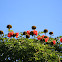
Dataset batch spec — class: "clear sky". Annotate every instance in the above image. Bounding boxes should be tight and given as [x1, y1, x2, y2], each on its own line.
[0, 0, 62, 38]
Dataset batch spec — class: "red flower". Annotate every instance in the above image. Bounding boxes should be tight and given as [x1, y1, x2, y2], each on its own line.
[37, 36, 42, 40]
[45, 38, 48, 42]
[8, 32, 19, 38]
[8, 34, 11, 37]
[33, 30, 38, 36]
[9, 32, 14, 36]
[42, 35, 45, 38]
[60, 38, 62, 42]
[27, 30, 30, 35]
[8, 32, 14, 37]
[16, 33, 19, 36]
[16, 33, 19, 38]
[53, 40, 56, 45]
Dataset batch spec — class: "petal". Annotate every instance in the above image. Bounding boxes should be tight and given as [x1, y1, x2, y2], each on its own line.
[53, 40, 56, 44]
[45, 38, 48, 42]
[27, 30, 30, 35]
[37, 36, 42, 40]
[16, 33, 19, 36]
[10, 32, 14, 35]
[16, 36, 18, 38]
[42, 35, 45, 38]
[8, 34, 11, 37]
[33, 30, 38, 35]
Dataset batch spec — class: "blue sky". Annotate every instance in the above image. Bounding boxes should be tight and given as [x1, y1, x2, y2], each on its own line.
[0, 0, 62, 38]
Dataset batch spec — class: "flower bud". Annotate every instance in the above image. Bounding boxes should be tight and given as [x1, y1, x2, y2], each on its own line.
[49, 32, 53, 35]
[32, 26, 36, 30]
[7, 25, 12, 29]
[44, 29, 48, 33]
[0, 30, 4, 34]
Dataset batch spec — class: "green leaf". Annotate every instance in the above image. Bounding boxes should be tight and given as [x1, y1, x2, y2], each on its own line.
[41, 31, 44, 33]
[59, 36, 62, 38]
[60, 44, 62, 47]
[8, 29, 14, 32]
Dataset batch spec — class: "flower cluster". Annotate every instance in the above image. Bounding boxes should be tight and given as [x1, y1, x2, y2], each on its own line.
[7, 25, 19, 38]
[0, 24, 62, 46]
[8, 32, 19, 38]
[30, 30, 38, 36]
[37, 35, 49, 42]
[23, 31, 30, 38]
[23, 26, 38, 38]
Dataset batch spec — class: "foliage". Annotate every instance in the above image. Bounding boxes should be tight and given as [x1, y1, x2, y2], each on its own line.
[0, 36, 62, 62]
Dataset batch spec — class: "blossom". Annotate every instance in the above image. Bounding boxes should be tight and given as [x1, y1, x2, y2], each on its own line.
[37, 35, 49, 42]
[42, 35, 49, 42]
[7, 32, 19, 38]
[16, 33, 19, 36]
[37, 36, 42, 40]
[53, 40, 56, 45]
[45, 38, 48, 42]
[42, 35, 45, 38]
[27, 30, 30, 35]
[7, 34, 11, 37]
[8, 32, 14, 37]
[60, 38, 62, 42]
[16, 33, 19, 38]
[33, 30, 38, 36]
